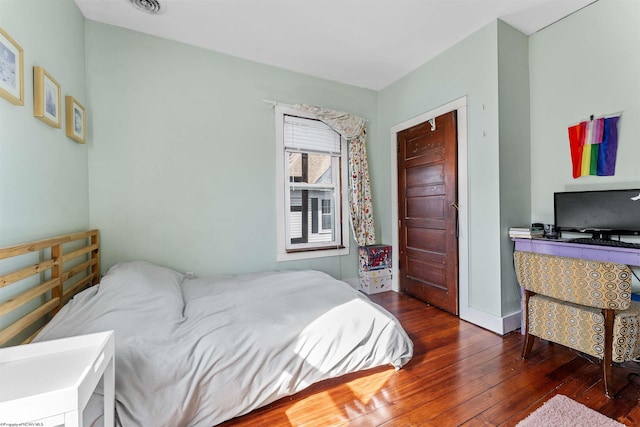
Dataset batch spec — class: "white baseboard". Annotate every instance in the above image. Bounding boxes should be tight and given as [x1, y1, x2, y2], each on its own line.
[371, 288, 522, 336]
[460, 306, 522, 335]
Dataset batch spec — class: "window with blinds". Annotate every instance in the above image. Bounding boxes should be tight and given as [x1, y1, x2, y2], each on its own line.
[275, 106, 349, 260]
[274, 105, 350, 261]
[283, 115, 342, 154]
[283, 114, 342, 250]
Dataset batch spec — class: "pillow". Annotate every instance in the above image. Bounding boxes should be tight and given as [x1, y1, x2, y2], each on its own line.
[98, 261, 186, 316]
[35, 261, 186, 345]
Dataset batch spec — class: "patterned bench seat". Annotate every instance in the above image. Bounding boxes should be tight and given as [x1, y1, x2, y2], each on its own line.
[514, 250, 640, 397]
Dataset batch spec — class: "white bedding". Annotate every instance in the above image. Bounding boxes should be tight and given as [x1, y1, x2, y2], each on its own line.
[34, 261, 413, 426]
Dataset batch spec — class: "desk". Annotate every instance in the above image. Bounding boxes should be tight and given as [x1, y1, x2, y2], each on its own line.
[512, 238, 640, 266]
[0, 331, 114, 427]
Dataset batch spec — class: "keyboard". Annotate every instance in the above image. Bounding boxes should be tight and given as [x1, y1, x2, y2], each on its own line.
[566, 237, 640, 250]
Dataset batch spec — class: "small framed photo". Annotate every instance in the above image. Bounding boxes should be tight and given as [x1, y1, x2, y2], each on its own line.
[33, 66, 61, 128]
[65, 96, 86, 143]
[0, 27, 24, 105]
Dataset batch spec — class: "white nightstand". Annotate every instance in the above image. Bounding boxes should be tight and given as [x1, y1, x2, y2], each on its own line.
[0, 331, 115, 427]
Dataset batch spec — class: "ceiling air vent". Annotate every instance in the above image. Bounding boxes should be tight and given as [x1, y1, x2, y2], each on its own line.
[128, 0, 166, 15]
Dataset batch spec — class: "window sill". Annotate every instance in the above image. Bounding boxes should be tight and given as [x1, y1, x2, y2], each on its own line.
[277, 246, 349, 262]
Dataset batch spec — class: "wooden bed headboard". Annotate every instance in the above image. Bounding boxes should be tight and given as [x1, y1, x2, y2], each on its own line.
[0, 229, 100, 346]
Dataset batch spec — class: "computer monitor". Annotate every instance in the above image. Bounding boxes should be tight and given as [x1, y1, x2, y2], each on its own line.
[554, 189, 640, 239]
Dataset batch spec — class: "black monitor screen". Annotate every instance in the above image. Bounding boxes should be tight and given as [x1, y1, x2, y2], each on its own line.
[554, 189, 640, 237]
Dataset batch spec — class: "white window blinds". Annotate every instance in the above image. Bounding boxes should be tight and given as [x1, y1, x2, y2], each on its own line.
[284, 115, 341, 155]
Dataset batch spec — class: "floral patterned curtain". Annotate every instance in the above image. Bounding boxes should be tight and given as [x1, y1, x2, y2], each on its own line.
[294, 104, 376, 246]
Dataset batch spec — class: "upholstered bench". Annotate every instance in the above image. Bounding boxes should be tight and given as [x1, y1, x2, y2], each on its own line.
[514, 250, 640, 397]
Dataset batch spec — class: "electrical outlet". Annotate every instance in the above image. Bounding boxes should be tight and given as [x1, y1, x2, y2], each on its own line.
[185, 271, 194, 278]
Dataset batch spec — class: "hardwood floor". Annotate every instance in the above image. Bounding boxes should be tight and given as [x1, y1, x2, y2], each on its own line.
[219, 291, 640, 426]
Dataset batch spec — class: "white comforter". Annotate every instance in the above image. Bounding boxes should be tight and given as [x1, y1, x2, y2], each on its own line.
[35, 261, 413, 426]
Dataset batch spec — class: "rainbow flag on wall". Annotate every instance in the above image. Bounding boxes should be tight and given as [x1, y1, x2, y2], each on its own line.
[568, 115, 620, 179]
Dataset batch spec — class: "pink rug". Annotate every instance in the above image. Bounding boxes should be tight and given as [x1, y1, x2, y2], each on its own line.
[517, 394, 625, 427]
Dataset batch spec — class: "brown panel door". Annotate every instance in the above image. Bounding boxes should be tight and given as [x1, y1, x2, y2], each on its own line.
[397, 111, 458, 315]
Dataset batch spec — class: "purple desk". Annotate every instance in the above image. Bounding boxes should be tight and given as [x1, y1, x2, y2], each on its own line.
[512, 238, 640, 266]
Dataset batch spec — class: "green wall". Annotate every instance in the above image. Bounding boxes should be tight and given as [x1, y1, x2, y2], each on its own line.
[0, 0, 89, 246]
[529, 0, 640, 289]
[377, 21, 505, 319]
[85, 21, 378, 279]
[374, 0, 639, 328]
[497, 20, 530, 316]
[0, 0, 88, 342]
[529, 0, 640, 220]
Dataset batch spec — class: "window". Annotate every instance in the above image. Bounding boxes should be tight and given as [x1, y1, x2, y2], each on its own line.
[275, 105, 349, 261]
[321, 199, 332, 231]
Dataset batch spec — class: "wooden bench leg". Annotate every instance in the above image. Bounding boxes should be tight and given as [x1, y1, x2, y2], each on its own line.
[603, 309, 617, 398]
[521, 290, 535, 359]
[522, 332, 535, 359]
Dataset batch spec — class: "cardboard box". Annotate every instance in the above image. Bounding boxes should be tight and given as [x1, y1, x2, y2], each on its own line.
[360, 268, 392, 278]
[359, 274, 392, 294]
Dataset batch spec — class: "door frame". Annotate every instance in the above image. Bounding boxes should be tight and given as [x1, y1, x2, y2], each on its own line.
[390, 96, 469, 315]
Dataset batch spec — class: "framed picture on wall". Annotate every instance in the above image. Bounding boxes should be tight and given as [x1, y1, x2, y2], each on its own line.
[33, 66, 61, 128]
[65, 96, 86, 143]
[0, 27, 24, 106]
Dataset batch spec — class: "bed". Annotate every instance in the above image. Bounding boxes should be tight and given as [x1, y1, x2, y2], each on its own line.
[0, 230, 413, 426]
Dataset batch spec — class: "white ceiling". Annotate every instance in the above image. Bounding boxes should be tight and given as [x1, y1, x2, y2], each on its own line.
[73, 0, 595, 90]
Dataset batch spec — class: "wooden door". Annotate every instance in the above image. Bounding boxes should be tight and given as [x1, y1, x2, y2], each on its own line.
[397, 111, 458, 315]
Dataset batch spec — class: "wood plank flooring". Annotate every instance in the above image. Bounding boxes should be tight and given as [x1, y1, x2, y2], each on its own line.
[219, 291, 640, 426]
